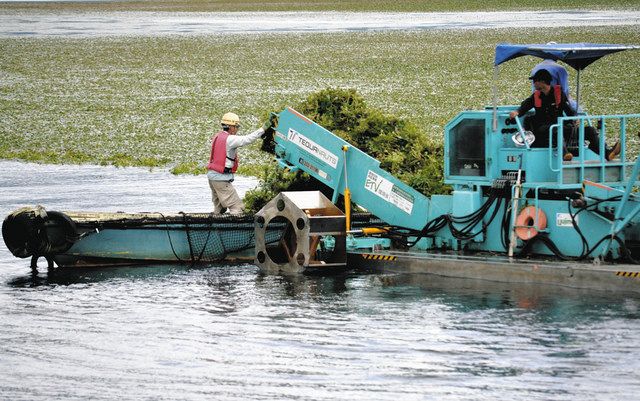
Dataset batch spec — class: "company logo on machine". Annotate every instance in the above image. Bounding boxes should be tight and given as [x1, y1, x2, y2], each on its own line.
[287, 128, 338, 168]
[365, 170, 414, 214]
[365, 171, 390, 197]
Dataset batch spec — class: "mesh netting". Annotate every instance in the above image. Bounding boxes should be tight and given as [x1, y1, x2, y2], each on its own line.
[180, 212, 380, 262]
[72, 213, 285, 263]
[181, 215, 285, 262]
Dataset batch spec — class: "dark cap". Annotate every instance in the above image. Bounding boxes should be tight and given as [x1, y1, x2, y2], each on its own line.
[529, 69, 552, 84]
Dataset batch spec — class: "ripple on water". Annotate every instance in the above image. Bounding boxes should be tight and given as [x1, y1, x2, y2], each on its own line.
[1, 162, 640, 399]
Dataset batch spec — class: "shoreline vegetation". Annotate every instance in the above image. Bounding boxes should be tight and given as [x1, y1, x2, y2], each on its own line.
[2, 25, 640, 181]
[1, 0, 639, 12]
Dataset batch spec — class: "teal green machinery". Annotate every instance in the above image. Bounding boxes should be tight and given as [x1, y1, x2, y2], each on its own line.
[272, 108, 430, 231]
[257, 43, 640, 271]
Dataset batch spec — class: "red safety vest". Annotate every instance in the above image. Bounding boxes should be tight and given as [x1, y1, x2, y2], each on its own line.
[534, 85, 562, 108]
[207, 131, 238, 173]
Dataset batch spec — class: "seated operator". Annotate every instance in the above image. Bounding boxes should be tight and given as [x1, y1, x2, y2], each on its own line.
[509, 69, 618, 161]
[530, 58, 579, 113]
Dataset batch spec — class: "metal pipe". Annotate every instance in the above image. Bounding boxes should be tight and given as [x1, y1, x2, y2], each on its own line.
[508, 155, 523, 258]
[348, 227, 389, 235]
[342, 145, 351, 232]
[514, 116, 531, 149]
[492, 65, 499, 131]
[576, 69, 581, 114]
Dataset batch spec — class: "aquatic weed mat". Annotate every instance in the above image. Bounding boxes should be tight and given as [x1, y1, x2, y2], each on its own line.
[1, 26, 640, 171]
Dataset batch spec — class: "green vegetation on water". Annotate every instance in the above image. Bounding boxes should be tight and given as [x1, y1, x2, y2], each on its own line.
[1, 0, 637, 12]
[1, 26, 640, 182]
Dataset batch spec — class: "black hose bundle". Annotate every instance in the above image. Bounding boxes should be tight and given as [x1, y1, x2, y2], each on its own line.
[367, 187, 508, 248]
[517, 195, 639, 264]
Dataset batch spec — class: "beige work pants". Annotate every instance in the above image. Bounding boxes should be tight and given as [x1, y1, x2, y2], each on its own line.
[208, 180, 244, 215]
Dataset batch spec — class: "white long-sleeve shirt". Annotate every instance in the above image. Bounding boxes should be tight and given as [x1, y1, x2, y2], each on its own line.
[207, 127, 264, 181]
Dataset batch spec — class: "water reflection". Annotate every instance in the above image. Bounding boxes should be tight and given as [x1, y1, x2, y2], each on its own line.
[255, 272, 352, 299]
[6, 262, 231, 287]
[12, 264, 141, 287]
[2, 261, 640, 398]
[9, 261, 640, 322]
[368, 273, 640, 322]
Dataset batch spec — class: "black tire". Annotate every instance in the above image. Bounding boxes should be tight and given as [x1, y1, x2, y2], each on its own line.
[39, 211, 78, 254]
[2, 211, 42, 258]
[2, 209, 78, 258]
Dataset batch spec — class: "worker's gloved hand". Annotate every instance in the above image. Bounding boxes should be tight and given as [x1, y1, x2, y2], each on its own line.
[261, 119, 272, 132]
[261, 112, 280, 132]
[259, 112, 279, 153]
[261, 112, 280, 140]
[269, 112, 279, 129]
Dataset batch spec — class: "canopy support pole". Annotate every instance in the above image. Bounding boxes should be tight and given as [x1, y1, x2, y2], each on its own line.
[575, 69, 581, 113]
[492, 65, 499, 131]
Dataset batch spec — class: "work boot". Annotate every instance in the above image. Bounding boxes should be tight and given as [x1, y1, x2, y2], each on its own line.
[606, 141, 621, 161]
[563, 152, 573, 161]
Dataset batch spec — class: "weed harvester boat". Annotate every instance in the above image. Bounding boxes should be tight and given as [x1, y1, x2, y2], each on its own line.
[252, 43, 640, 293]
[4, 43, 640, 295]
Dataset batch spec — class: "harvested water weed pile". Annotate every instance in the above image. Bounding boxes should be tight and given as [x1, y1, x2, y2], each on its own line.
[244, 88, 447, 212]
[1, 27, 639, 175]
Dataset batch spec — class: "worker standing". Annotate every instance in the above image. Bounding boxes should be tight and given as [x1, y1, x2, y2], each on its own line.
[207, 112, 276, 215]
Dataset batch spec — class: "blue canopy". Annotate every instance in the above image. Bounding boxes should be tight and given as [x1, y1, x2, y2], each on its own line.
[494, 43, 639, 70]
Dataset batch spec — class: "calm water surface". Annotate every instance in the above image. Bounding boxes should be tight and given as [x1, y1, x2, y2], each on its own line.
[1, 10, 639, 37]
[1, 161, 640, 400]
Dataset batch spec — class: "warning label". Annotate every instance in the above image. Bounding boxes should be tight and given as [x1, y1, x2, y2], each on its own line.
[299, 158, 329, 180]
[556, 213, 576, 227]
[364, 170, 414, 214]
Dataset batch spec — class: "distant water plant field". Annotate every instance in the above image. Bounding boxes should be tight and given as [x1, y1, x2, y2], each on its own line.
[2, 0, 638, 12]
[1, 26, 639, 175]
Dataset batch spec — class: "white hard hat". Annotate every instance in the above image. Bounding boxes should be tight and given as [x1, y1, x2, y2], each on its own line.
[221, 112, 240, 127]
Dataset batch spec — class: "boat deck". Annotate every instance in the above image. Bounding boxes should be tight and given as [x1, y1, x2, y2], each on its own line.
[64, 211, 252, 225]
[347, 250, 640, 294]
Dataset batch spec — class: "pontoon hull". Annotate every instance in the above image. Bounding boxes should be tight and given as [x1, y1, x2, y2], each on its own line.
[348, 251, 640, 294]
[4, 209, 280, 268]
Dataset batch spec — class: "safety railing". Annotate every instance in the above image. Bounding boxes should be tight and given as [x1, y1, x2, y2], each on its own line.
[549, 114, 640, 186]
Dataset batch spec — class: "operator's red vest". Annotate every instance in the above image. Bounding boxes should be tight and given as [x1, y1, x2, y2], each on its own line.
[207, 131, 238, 173]
[534, 85, 562, 108]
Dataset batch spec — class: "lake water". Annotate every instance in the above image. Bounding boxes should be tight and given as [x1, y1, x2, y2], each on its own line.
[1, 160, 640, 400]
[1, 10, 639, 37]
